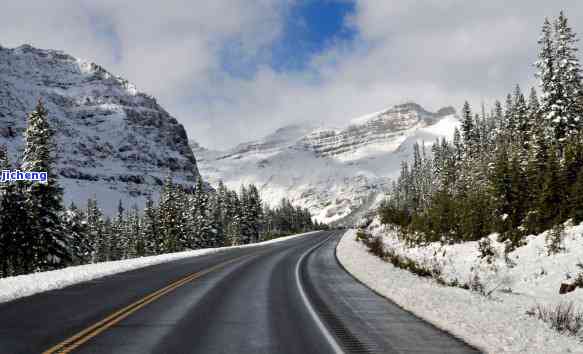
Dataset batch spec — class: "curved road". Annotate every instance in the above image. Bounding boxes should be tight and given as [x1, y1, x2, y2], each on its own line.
[0, 231, 479, 353]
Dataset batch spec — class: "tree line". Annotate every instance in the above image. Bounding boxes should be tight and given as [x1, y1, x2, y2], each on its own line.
[0, 101, 326, 278]
[379, 11, 583, 249]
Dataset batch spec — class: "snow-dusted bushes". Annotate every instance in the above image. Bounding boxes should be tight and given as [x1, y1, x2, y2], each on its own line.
[527, 302, 583, 338]
[355, 229, 447, 284]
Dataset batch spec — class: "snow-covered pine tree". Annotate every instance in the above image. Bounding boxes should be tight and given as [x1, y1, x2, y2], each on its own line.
[208, 191, 225, 247]
[141, 194, 160, 255]
[503, 93, 516, 144]
[536, 144, 565, 231]
[536, 17, 557, 138]
[225, 190, 241, 246]
[62, 202, 91, 265]
[189, 177, 214, 248]
[461, 101, 474, 157]
[553, 11, 583, 138]
[513, 85, 530, 155]
[159, 175, 180, 252]
[493, 100, 504, 134]
[570, 164, 583, 223]
[110, 199, 126, 260]
[247, 184, 264, 242]
[21, 100, 71, 270]
[126, 204, 142, 258]
[0, 147, 31, 276]
[537, 12, 583, 144]
[452, 127, 463, 163]
[87, 196, 107, 262]
[173, 185, 191, 250]
[216, 180, 230, 239]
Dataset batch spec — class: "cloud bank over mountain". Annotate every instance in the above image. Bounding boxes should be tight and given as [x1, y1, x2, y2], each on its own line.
[1, 1, 582, 149]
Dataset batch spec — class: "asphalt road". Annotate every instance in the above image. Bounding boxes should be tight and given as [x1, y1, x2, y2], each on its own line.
[0, 230, 479, 354]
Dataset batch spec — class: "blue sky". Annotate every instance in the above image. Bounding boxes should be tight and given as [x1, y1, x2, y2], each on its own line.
[271, 0, 356, 71]
[221, 0, 356, 78]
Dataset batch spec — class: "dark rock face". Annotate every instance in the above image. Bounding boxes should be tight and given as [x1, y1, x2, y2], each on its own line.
[559, 283, 577, 294]
[0, 44, 200, 211]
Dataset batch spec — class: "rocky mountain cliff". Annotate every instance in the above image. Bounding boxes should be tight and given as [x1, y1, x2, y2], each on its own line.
[194, 103, 459, 225]
[0, 44, 199, 213]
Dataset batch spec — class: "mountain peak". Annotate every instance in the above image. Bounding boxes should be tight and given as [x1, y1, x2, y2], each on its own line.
[0, 44, 199, 214]
[389, 102, 430, 114]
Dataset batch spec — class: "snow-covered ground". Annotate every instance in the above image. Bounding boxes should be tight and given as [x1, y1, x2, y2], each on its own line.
[0, 231, 318, 304]
[337, 226, 583, 353]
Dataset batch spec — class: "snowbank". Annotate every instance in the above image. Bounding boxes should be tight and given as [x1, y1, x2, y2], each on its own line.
[337, 228, 583, 353]
[0, 231, 318, 304]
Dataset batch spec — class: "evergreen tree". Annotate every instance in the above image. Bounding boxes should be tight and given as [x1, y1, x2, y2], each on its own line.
[62, 202, 91, 265]
[126, 205, 142, 258]
[142, 194, 160, 255]
[0, 148, 30, 276]
[513, 85, 530, 154]
[190, 177, 213, 248]
[461, 101, 475, 157]
[537, 17, 557, 138]
[225, 190, 242, 245]
[86, 197, 107, 262]
[553, 11, 583, 138]
[21, 101, 71, 270]
[570, 166, 583, 223]
[536, 144, 565, 231]
[159, 175, 180, 252]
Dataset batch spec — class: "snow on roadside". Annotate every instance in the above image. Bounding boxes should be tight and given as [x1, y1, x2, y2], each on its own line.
[0, 231, 318, 304]
[337, 228, 583, 353]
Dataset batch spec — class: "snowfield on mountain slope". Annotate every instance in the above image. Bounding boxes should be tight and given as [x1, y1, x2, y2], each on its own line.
[194, 104, 460, 224]
[0, 231, 317, 304]
[337, 226, 583, 353]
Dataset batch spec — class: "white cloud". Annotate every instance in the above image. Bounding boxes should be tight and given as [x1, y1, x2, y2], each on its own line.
[1, 1, 582, 149]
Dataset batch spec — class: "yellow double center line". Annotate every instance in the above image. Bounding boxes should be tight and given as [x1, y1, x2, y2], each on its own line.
[43, 254, 253, 354]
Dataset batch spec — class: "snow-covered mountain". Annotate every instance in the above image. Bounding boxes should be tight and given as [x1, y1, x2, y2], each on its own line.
[0, 44, 199, 213]
[194, 103, 460, 225]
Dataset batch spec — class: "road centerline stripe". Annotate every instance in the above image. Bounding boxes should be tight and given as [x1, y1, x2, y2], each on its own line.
[42, 253, 255, 354]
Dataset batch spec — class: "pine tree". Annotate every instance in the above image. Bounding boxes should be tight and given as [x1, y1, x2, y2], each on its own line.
[225, 190, 242, 245]
[110, 199, 126, 260]
[538, 12, 583, 143]
[536, 144, 565, 230]
[504, 93, 515, 140]
[126, 205, 142, 258]
[0, 147, 30, 276]
[62, 202, 91, 265]
[461, 101, 475, 157]
[189, 177, 214, 248]
[208, 192, 225, 247]
[537, 17, 558, 138]
[142, 194, 160, 255]
[553, 11, 583, 138]
[570, 166, 583, 223]
[493, 100, 504, 133]
[159, 175, 180, 252]
[21, 101, 71, 270]
[513, 85, 530, 154]
[86, 196, 106, 262]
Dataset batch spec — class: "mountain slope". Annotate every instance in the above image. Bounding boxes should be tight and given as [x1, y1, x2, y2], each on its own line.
[194, 103, 460, 224]
[0, 44, 199, 213]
